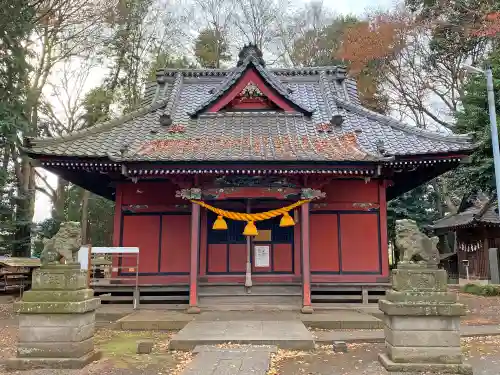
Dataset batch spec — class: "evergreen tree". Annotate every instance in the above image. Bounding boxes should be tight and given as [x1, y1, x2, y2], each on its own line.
[194, 28, 232, 68]
[387, 184, 442, 261]
[0, 0, 35, 256]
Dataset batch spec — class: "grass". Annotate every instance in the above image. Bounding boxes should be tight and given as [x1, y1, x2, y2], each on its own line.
[461, 283, 500, 296]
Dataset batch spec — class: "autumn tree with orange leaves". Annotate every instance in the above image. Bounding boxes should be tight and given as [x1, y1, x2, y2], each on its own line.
[472, 11, 500, 37]
[335, 11, 414, 116]
[336, 14, 410, 74]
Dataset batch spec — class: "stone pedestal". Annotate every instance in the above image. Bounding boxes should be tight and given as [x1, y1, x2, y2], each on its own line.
[5, 264, 101, 370]
[378, 263, 472, 375]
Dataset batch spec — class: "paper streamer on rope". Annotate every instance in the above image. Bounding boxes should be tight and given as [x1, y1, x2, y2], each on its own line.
[190, 199, 310, 236]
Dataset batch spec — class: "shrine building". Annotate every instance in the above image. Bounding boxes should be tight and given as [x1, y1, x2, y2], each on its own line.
[25, 45, 474, 312]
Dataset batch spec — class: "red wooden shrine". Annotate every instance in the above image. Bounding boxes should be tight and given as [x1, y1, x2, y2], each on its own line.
[25, 44, 474, 312]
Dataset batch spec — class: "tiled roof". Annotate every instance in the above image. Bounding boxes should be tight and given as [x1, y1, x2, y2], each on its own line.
[26, 46, 474, 164]
[432, 197, 500, 229]
[132, 113, 371, 161]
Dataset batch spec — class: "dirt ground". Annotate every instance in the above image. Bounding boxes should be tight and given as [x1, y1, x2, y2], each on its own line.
[458, 293, 500, 325]
[0, 328, 193, 375]
[1, 292, 500, 374]
[269, 337, 500, 375]
[0, 295, 193, 375]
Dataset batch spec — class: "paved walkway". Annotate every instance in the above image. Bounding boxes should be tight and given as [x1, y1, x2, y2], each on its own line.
[314, 324, 500, 343]
[181, 345, 276, 375]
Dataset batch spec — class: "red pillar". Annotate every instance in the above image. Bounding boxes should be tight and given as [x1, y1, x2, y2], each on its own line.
[301, 202, 313, 313]
[379, 181, 390, 280]
[188, 202, 201, 314]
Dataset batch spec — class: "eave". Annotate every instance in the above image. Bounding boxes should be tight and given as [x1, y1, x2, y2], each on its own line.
[27, 149, 470, 202]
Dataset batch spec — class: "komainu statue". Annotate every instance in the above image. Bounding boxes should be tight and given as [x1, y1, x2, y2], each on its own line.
[395, 219, 440, 266]
[40, 222, 82, 266]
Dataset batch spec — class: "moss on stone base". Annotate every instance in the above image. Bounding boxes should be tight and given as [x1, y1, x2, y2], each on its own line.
[22, 289, 94, 303]
[15, 298, 100, 314]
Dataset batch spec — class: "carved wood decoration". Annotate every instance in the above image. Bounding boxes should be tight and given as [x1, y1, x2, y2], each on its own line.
[175, 187, 326, 201]
[213, 175, 299, 188]
[223, 81, 279, 111]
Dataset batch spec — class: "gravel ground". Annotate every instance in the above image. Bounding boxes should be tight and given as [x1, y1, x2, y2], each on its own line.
[269, 337, 500, 375]
[458, 293, 500, 325]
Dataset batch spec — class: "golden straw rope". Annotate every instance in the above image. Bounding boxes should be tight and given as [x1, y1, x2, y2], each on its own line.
[190, 199, 310, 222]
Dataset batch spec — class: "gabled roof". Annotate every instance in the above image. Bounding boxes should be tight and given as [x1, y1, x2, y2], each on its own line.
[432, 196, 500, 230]
[25, 45, 474, 164]
[189, 45, 313, 116]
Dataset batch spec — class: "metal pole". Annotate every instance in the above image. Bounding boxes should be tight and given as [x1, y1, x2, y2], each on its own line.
[485, 64, 500, 217]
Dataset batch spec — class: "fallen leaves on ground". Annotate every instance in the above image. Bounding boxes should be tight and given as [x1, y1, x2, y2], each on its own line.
[459, 293, 500, 325]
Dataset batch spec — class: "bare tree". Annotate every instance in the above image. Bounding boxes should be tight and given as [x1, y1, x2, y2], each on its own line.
[231, 0, 289, 53]
[276, 0, 337, 66]
[35, 58, 98, 222]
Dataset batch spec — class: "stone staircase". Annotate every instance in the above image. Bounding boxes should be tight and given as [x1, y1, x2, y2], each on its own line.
[198, 283, 302, 309]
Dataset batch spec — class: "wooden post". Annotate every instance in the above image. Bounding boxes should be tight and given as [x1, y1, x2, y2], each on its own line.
[188, 202, 201, 314]
[245, 199, 252, 293]
[301, 202, 313, 313]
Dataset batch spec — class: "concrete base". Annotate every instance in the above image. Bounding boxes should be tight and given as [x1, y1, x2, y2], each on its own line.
[303, 310, 383, 329]
[187, 306, 201, 314]
[379, 353, 473, 375]
[117, 310, 194, 330]
[169, 320, 315, 351]
[4, 350, 102, 370]
[113, 309, 383, 330]
[301, 305, 314, 314]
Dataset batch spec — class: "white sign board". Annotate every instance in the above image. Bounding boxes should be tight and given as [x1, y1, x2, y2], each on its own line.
[77, 247, 90, 270]
[77, 246, 140, 270]
[254, 245, 270, 267]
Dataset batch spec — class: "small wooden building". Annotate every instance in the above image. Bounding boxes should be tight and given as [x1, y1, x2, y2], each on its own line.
[433, 196, 500, 280]
[24, 45, 474, 310]
[0, 257, 40, 292]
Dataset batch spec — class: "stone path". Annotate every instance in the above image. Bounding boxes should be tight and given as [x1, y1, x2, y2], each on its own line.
[169, 320, 314, 350]
[181, 345, 276, 375]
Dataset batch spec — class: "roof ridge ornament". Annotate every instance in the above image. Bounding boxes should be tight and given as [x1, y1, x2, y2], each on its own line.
[237, 43, 265, 67]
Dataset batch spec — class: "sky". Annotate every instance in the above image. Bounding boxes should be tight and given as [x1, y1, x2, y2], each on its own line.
[321, 0, 397, 15]
[32, 0, 398, 223]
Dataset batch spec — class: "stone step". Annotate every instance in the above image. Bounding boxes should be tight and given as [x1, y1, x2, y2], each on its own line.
[302, 310, 384, 329]
[199, 303, 301, 311]
[199, 285, 301, 295]
[169, 320, 315, 351]
[199, 295, 302, 306]
[198, 285, 302, 307]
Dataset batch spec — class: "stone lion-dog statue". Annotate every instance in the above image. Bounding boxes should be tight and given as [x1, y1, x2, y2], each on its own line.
[395, 219, 440, 266]
[40, 221, 82, 266]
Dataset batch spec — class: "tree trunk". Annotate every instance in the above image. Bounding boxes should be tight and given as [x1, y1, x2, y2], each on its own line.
[53, 178, 68, 223]
[80, 189, 91, 245]
[438, 178, 458, 214]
